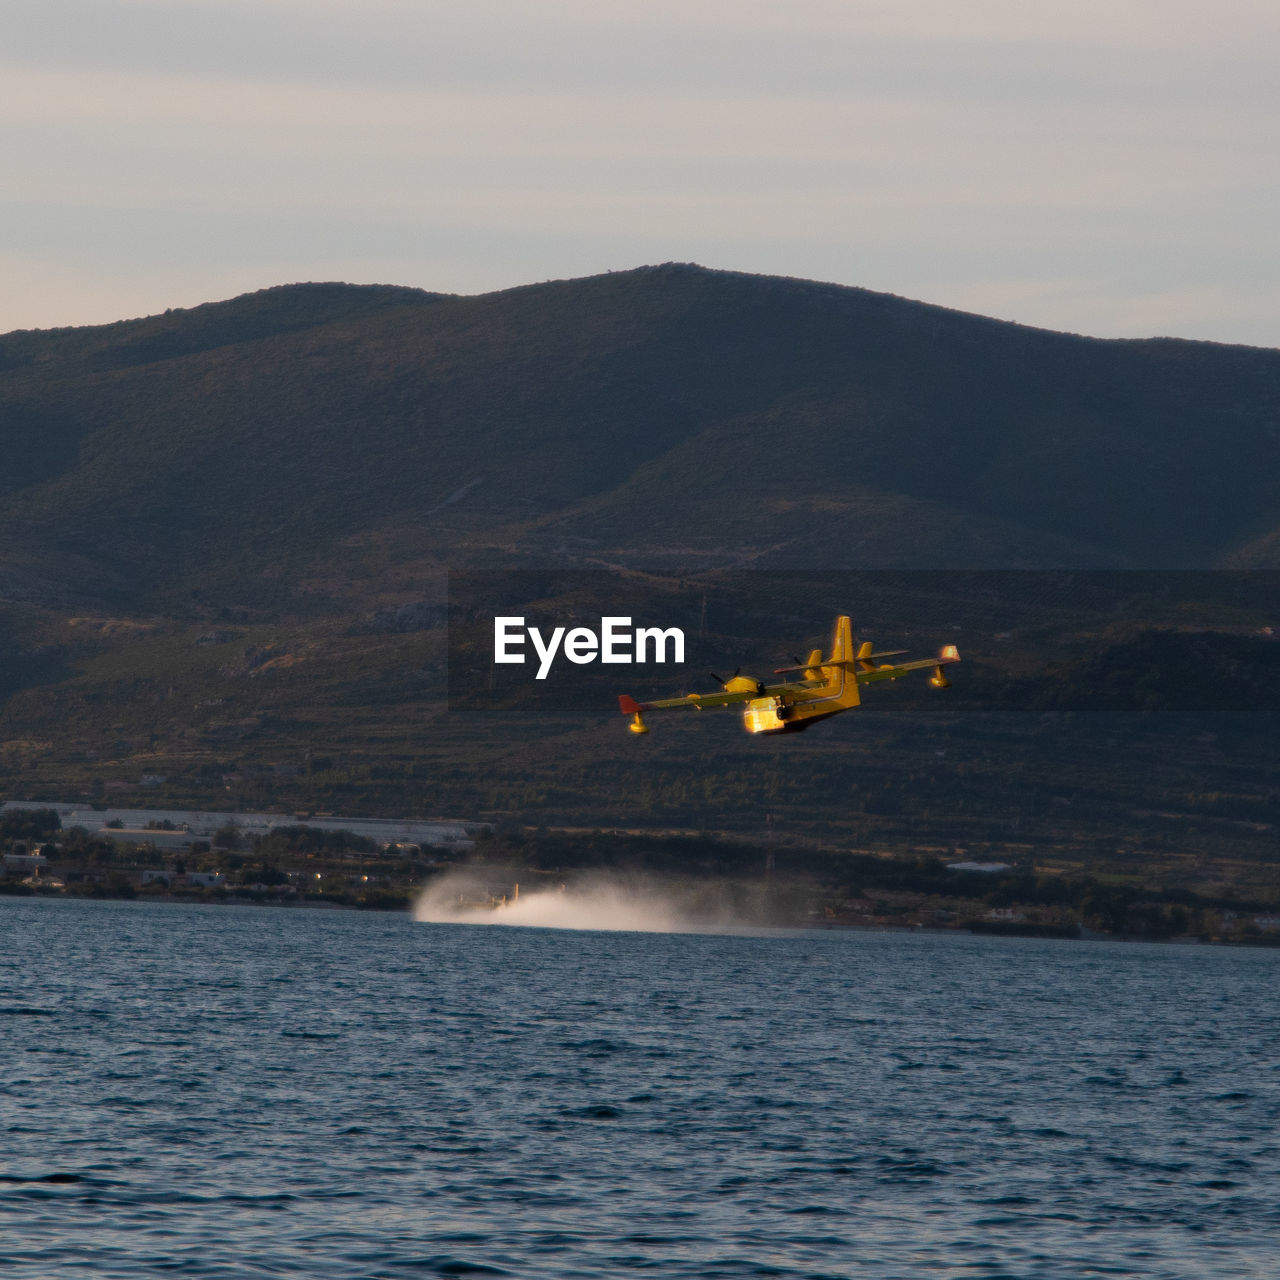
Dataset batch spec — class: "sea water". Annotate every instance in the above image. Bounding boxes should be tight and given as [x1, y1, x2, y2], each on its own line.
[1, 897, 1277, 1278]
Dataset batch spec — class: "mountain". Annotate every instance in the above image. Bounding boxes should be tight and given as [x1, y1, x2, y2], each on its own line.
[2, 264, 1280, 615]
[2, 266, 1279, 858]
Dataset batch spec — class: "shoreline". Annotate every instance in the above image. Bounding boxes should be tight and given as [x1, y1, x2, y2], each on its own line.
[5, 883, 1278, 949]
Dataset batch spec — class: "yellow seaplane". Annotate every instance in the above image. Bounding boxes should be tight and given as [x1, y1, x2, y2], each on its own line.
[618, 616, 959, 735]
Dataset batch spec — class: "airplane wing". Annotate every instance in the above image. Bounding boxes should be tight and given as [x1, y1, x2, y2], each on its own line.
[620, 679, 813, 715]
[626, 691, 757, 711]
[852, 645, 960, 683]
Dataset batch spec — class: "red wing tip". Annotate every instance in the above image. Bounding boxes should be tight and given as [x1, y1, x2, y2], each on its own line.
[618, 694, 643, 715]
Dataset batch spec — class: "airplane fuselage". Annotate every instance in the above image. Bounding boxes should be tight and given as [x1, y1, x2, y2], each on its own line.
[741, 661, 860, 733]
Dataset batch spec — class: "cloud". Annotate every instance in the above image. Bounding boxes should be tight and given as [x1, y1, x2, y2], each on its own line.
[4, 66, 1270, 276]
[7, 0, 1280, 104]
[0, 1, 1277, 342]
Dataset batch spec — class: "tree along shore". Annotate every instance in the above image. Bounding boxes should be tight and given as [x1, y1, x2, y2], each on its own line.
[3, 812, 1278, 945]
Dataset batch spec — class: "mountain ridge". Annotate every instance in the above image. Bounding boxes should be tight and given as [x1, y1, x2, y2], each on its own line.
[2, 263, 1280, 616]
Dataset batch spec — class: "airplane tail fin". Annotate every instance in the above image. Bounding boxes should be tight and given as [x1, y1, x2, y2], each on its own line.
[828, 616, 860, 706]
[830, 615, 854, 665]
[803, 648, 824, 680]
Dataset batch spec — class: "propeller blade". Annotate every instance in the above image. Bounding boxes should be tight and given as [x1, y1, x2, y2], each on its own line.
[709, 673, 725, 686]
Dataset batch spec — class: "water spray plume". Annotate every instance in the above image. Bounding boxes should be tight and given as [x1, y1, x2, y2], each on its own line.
[413, 870, 766, 934]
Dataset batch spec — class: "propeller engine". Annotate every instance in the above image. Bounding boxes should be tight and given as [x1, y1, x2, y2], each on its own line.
[711, 667, 763, 694]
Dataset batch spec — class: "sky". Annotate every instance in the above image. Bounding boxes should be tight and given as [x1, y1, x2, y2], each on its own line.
[5, 0, 1280, 345]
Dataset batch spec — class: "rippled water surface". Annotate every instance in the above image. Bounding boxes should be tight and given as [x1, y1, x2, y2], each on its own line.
[2, 898, 1278, 1278]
